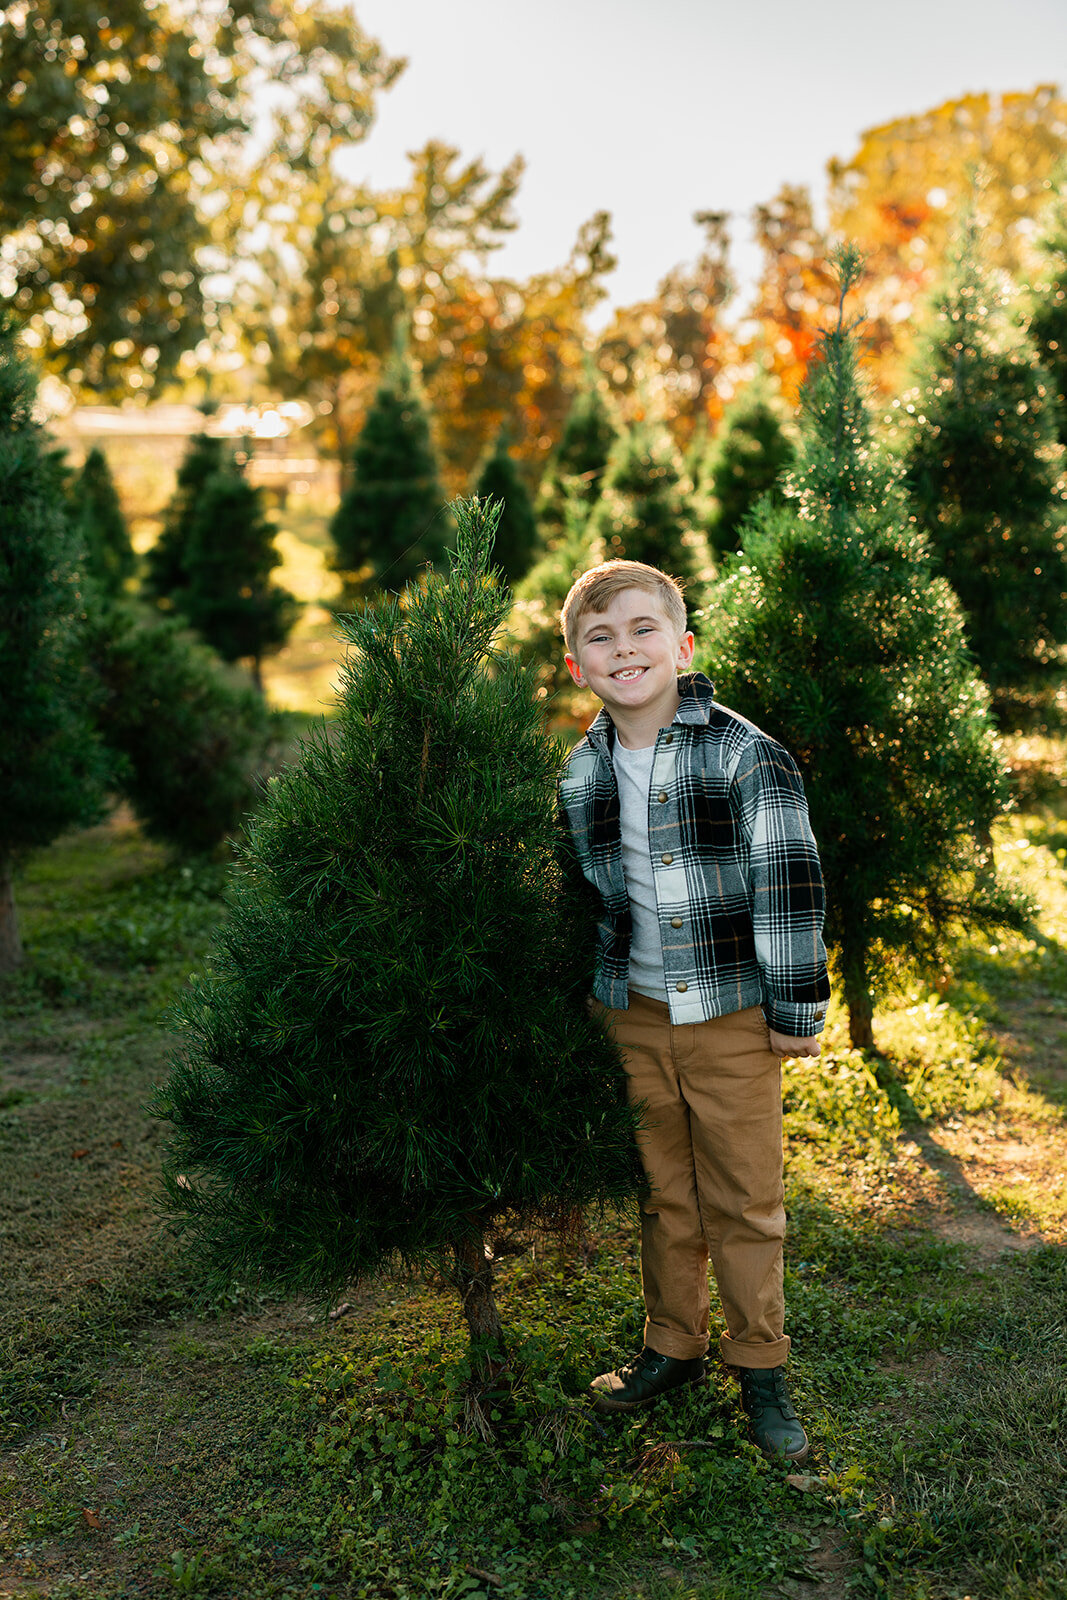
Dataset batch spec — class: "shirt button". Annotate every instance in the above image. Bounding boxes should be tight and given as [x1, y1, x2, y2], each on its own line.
[661, 853, 673, 865]
[670, 917, 683, 928]
[663, 733, 674, 744]
[657, 791, 668, 803]
[675, 981, 688, 993]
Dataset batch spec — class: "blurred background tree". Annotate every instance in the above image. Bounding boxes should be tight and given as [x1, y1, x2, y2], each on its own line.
[0, 0, 401, 397]
[143, 431, 230, 613]
[331, 351, 450, 597]
[0, 311, 110, 969]
[72, 446, 135, 600]
[471, 428, 538, 586]
[895, 209, 1067, 721]
[695, 369, 796, 560]
[1028, 170, 1067, 448]
[587, 416, 708, 590]
[535, 371, 620, 548]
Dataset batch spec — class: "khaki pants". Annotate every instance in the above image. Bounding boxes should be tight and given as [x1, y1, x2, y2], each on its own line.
[597, 990, 790, 1370]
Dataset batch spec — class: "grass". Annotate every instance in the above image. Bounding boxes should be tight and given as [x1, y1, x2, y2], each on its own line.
[1, 759, 1066, 1598]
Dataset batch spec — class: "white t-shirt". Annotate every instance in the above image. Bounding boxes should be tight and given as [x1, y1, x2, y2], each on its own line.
[611, 741, 667, 1001]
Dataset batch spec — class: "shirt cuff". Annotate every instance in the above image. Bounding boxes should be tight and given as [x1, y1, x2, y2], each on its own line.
[763, 999, 827, 1038]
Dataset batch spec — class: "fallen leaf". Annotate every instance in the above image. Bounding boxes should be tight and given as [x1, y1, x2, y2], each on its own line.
[71, 1149, 89, 1160]
[81, 1507, 105, 1530]
[786, 1473, 826, 1493]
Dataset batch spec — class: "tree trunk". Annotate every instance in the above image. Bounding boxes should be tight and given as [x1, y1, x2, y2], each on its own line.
[251, 654, 264, 695]
[0, 854, 23, 974]
[841, 938, 875, 1051]
[452, 1228, 506, 1376]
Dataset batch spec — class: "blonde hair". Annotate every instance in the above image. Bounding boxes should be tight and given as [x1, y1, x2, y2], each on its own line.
[561, 560, 688, 655]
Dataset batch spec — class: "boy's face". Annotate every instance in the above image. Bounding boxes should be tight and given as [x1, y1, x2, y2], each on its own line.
[564, 588, 695, 720]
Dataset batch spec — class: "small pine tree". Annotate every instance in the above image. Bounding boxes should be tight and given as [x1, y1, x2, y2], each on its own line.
[510, 495, 599, 709]
[331, 354, 450, 595]
[73, 446, 135, 600]
[85, 606, 273, 854]
[898, 213, 1067, 715]
[1029, 174, 1067, 448]
[536, 377, 619, 547]
[587, 417, 708, 589]
[0, 313, 110, 971]
[180, 468, 298, 691]
[700, 247, 1023, 1049]
[144, 430, 229, 610]
[154, 499, 640, 1368]
[471, 428, 539, 584]
[697, 374, 795, 559]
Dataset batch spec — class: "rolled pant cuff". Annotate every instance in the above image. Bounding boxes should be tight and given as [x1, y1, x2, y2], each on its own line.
[644, 1321, 709, 1362]
[720, 1332, 790, 1369]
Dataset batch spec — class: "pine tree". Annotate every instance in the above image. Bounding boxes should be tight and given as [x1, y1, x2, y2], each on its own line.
[471, 428, 539, 585]
[84, 606, 273, 854]
[697, 373, 795, 560]
[510, 496, 598, 709]
[587, 417, 708, 590]
[73, 446, 135, 600]
[700, 248, 1022, 1050]
[0, 312, 110, 971]
[898, 214, 1067, 716]
[535, 377, 619, 547]
[180, 468, 298, 691]
[331, 354, 450, 595]
[154, 499, 640, 1368]
[1029, 176, 1067, 448]
[144, 430, 228, 610]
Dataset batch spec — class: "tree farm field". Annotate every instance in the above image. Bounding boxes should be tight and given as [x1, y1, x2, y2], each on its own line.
[0, 745, 1065, 1600]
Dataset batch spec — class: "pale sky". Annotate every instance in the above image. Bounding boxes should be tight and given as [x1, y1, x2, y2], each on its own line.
[341, 0, 1067, 316]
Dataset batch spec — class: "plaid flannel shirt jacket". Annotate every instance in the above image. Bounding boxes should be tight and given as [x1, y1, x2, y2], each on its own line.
[558, 672, 831, 1035]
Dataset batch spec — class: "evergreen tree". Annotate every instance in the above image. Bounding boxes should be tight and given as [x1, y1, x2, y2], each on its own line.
[587, 417, 708, 590]
[1029, 175, 1067, 448]
[510, 496, 598, 708]
[180, 468, 298, 691]
[700, 248, 1022, 1049]
[697, 373, 795, 559]
[84, 606, 273, 854]
[898, 214, 1067, 715]
[471, 428, 539, 584]
[73, 446, 135, 600]
[331, 354, 450, 595]
[0, 313, 110, 971]
[144, 430, 228, 610]
[155, 500, 640, 1367]
[535, 377, 619, 547]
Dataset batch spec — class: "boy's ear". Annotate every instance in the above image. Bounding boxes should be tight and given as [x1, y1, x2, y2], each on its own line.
[564, 652, 584, 687]
[676, 631, 696, 670]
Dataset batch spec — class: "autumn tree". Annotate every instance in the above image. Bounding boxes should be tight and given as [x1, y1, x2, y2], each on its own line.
[896, 215, 1067, 715]
[595, 212, 736, 444]
[72, 447, 135, 600]
[702, 248, 1020, 1049]
[154, 500, 640, 1369]
[331, 352, 450, 596]
[828, 87, 1067, 390]
[0, 0, 401, 395]
[746, 185, 837, 403]
[696, 371, 795, 559]
[0, 313, 109, 970]
[471, 430, 538, 584]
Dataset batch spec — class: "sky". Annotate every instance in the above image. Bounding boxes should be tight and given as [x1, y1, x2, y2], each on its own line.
[339, 0, 1067, 317]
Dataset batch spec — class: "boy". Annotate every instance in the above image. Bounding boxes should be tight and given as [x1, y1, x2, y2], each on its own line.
[557, 559, 830, 1463]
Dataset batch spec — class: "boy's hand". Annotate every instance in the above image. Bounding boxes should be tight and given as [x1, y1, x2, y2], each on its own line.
[768, 1030, 821, 1060]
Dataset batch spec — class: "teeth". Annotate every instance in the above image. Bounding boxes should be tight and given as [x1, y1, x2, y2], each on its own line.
[613, 668, 644, 680]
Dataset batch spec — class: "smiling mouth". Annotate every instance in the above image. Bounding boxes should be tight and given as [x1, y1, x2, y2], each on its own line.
[611, 667, 646, 681]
